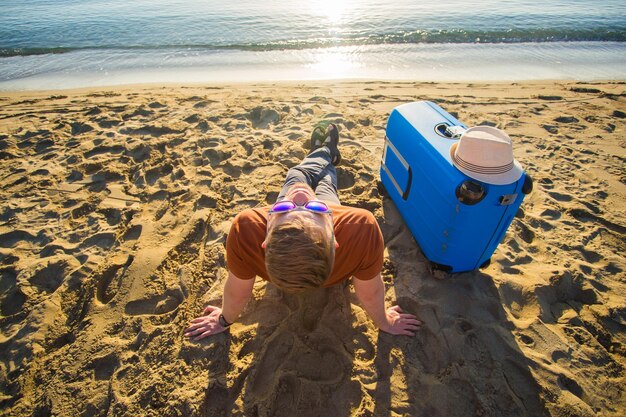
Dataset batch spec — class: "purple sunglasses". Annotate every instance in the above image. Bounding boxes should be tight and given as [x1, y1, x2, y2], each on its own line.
[269, 200, 332, 215]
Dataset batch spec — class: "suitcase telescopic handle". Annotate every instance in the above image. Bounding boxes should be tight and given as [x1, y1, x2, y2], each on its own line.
[435, 123, 467, 138]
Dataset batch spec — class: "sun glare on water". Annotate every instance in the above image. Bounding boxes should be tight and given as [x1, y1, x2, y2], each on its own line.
[302, 1, 361, 78]
[308, 0, 353, 24]
[307, 47, 362, 79]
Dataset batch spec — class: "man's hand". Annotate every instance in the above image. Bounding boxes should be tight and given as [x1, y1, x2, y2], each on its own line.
[184, 306, 229, 340]
[381, 305, 422, 336]
[353, 275, 423, 337]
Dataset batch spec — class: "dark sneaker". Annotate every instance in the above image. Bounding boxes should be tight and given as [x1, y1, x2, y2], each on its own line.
[311, 122, 341, 165]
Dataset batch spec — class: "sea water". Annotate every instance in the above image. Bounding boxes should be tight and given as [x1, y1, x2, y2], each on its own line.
[0, 0, 625, 90]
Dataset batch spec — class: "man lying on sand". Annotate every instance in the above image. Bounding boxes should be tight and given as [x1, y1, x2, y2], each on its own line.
[184, 124, 422, 340]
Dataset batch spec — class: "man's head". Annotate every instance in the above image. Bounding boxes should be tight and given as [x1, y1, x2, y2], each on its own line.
[263, 183, 337, 293]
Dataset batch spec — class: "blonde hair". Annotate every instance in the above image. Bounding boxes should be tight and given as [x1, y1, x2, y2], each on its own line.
[265, 216, 334, 293]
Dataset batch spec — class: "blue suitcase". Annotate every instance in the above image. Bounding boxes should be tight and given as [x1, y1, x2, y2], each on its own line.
[380, 101, 532, 272]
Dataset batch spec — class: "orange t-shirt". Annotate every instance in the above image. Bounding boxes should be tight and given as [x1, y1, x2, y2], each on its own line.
[226, 204, 384, 286]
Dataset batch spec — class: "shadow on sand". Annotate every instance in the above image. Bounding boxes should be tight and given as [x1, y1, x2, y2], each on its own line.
[199, 198, 548, 416]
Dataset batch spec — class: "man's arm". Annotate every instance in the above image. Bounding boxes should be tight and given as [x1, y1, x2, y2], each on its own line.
[353, 273, 422, 336]
[184, 271, 255, 340]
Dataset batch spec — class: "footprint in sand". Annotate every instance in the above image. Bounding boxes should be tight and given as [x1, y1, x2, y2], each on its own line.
[80, 232, 117, 250]
[193, 101, 210, 109]
[89, 352, 120, 380]
[413, 325, 452, 374]
[96, 256, 133, 304]
[292, 342, 347, 384]
[194, 194, 218, 209]
[557, 374, 584, 399]
[552, 271, 600, 305]
[540, 208, 562, 220]
[198, 137, 224, 148]
[148, 101, 166, 109]
[31, 168, 49, 176]
[119, 125, 182, 137]
[28, 260, 67, 293]
[84, 106, 102, 116]
[568, 208, 626, 234]
[538, 177, 554, 190]
[547, 191, 573, 202]
[70, 122, 94, 135]
[269, 373, 301, 416]
[122, 107, 154, 120]
[194, 122, 209, 135]
[478, 120, 498, 127]
[124, 287, 184, 316]
[249, 332, 294, 399]
[518, 333, 535, 347]
[247, 106, 280, 129]
[513, 221, 535, 244]
[537, 95, 563, 101]
[183, 114, 200, 124]
[261, 138, 278, 151]
[80, 161, 104, 175]
[144, 163, 174, 186]
[574, 245, 603, 263]
[0, 268, 26, 316]
[35, 138, 55, 154]
[0, 230, 46, 248]
[220, 162, 242, 179]
[265, 191, 279, 204]
[71, 202, 97, 219]
[501, 358, 547, 413]
[202, 149, 232, 168]
[542, 124, 559, 134]
[554, 116, 579, 124]
[122, 224, 142, 241]
[84, 145, 125, 159]
[96, 118, 121, 129]
[337, 169, 356, 190]
[238, 140, 254, 156]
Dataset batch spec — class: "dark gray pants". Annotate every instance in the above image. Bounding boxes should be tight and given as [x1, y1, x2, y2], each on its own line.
[277, 146, 340, 205]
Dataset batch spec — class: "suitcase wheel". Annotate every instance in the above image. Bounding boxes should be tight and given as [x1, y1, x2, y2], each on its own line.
[456, 181, 486, 205]
[522, 174, 533, 195]
[377, 180, 388, 197]
[429, 262, 453, 272]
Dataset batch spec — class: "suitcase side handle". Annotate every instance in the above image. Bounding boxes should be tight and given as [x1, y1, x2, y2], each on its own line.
[381, 137, 412, 200]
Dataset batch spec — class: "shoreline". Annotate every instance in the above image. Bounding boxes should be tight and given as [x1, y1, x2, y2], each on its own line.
[2, 78, 625, 96]
[1, 80, 625, 416]
[2, 42, 625, 92]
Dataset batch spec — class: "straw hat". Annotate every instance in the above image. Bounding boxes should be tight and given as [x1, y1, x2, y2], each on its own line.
[449, 126, 523, 185]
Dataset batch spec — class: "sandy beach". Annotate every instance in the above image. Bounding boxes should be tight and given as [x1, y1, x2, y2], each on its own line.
[0, 81, 625, 416]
